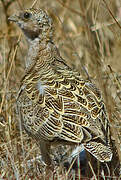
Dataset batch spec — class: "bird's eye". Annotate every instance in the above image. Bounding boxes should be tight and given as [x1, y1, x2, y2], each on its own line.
[23, 12, 31, 19]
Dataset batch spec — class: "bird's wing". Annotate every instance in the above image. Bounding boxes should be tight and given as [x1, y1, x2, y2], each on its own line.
[53, 75, 112, 162]
[42, 69, 108, 143]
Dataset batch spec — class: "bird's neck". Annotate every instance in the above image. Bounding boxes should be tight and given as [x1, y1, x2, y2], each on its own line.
[25, 38, 51, 72]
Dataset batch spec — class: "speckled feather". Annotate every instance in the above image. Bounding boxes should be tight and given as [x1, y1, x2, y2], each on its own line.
[9, 8, 113, 165]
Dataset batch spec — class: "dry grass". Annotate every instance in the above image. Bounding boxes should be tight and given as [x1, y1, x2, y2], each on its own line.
[0, 0, 121, 179]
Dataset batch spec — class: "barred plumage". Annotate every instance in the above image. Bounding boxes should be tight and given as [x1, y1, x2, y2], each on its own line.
[9, 8, 113, 166]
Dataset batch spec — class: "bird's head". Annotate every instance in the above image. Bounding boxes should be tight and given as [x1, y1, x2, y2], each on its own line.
[8, 8, 53, 42]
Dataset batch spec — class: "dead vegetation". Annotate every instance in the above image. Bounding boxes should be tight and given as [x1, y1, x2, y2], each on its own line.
[0, 0, 121, 179]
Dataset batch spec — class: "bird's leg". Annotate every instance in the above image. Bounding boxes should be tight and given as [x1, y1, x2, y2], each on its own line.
[39, 140, 52, 166]
[39, 141, 55, 178]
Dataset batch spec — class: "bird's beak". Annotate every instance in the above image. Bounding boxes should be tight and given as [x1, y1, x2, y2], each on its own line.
[8, 14, 18, 22]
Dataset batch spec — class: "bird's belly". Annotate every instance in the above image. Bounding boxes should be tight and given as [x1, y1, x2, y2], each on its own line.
[17, 92, 45, 136]
[17, 91, 60, 140]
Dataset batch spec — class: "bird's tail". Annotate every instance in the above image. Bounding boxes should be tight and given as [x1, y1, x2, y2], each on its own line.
[84, 141, 113, 162]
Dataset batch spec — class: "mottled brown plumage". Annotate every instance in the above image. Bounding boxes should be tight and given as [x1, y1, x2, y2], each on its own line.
[9, 8, 113, 166]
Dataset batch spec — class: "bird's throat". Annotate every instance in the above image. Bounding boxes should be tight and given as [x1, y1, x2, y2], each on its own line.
[23, 28, 40, 41]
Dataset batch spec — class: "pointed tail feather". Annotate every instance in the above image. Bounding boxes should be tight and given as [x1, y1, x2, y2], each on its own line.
[84, 141, 113, 162]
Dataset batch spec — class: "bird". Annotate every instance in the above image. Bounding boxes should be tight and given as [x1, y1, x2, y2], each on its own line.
[8, 8, 113, 167]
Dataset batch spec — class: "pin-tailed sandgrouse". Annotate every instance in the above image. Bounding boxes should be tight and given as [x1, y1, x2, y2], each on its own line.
[9, 8, 113, 166]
